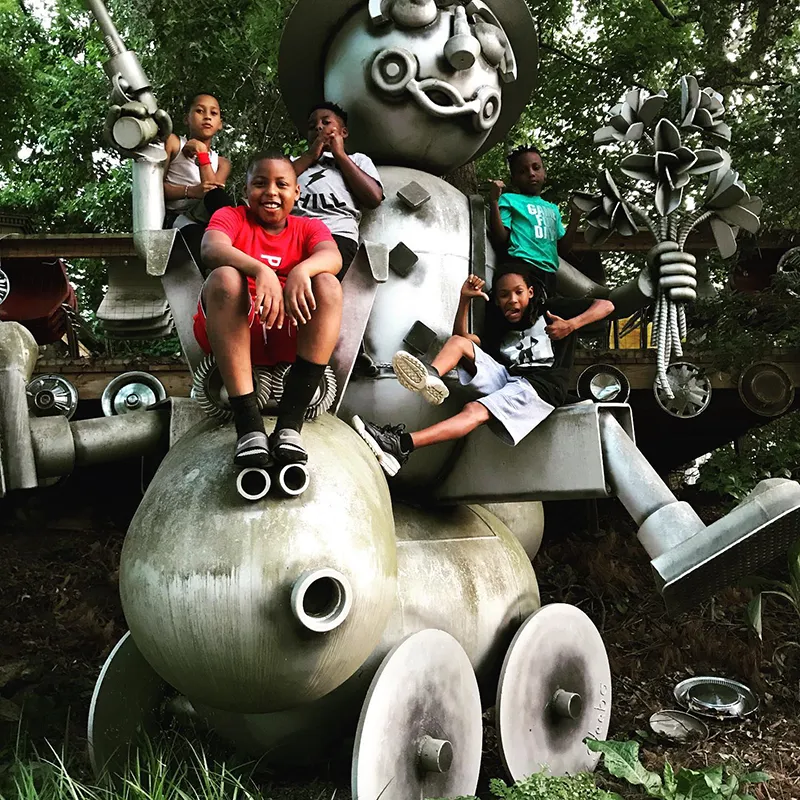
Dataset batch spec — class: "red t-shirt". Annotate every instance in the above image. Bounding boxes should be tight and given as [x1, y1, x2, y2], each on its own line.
[206, 206, 333, 287]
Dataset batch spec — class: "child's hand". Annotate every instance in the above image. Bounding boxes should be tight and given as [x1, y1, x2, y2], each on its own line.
[308, 135, 327, 161]
[489, 180, 505, 202]
[461, 274, 489, 301]
[283, 265, 315, 326]
[255, 266, 285, 330]
[327, 132, 346, 158]
[544, 311, 575, 340]
[182, 139, 208, 158]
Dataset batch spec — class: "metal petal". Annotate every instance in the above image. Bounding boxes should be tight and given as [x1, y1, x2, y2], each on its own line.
[602, 196, 616, 216]
[705, 166, 735, 202]
[625, 121, 645, 141]
[638, 90, 667, 127]
[680, 75, 700, 120]
[689, 149, 724, 174]
[572, 192, 602, 213]
[599, 169, 623, 201]
[608, 103, 624, 116]
[585, 225, 607, 245]
[620, 153, 657, 182]
[710, 216, 737, 258]
[654, 151, 679, 180]
[710, 121, 732, 141]
[610, 114, 631, 134]
[710, 178, 746, 208]
[717, 205, 760, 233]
[703, 87, 724, 106]
[672, 170, 691, 189]
[612, 203, 638, 236]
[673, 146, 698, 173]
[625, 88, 642, 111]
[655, 118, 681, 152]
[593, 126, 618, 144]
[742, 195, 763, 216]
[656, 182, 683, 216]
[692, 107, 714, 128]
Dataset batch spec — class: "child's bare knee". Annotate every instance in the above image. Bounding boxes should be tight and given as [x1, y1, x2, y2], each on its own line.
[463, 401, 489, 422]
[205, 266, 246, 306]
[312, 272, 343, 307]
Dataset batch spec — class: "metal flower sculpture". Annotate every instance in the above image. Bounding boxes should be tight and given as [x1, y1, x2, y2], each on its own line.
[582, 75, 761, 398]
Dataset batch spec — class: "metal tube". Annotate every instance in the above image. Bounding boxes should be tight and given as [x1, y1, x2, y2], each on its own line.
[418, 736, 453, 773]
[551, 689, 582, 720]
[84, 0, 126, 56]
[29, 416, 76, 479]
[236, 467, 271, 502]
[599, 412, 677, 526]
[132, 160, 167, 234]
[275, 463, 310, 497]
[71, 410, 168, 467]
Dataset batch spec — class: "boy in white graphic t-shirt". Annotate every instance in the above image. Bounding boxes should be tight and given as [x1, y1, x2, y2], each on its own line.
[292, 102, 384, 278]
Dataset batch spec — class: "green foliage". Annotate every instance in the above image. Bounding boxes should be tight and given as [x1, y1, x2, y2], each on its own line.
[744, 538, 800, 639]
[695, 412, 800, 501]
[587, 738, 769, 800]
[428, 771, 622, 800]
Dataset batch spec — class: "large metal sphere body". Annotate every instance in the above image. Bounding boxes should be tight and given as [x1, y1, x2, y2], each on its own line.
[340, 166, 493, 489]
[120, 414, 397, 714]
[194, 502, 540, 762]
[483, 502, 545, 560]
[324, 8, 500, 173]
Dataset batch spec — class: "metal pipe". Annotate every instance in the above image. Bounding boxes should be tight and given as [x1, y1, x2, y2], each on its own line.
[236, 467, 271, 502]
[29, 416, 76, 479]
[599, 412, 677, 526]
[418, 736, 453, 773]
[71, 410, 168, 466]
[275, 463, 310, 497]
[132, 160, 166, 234]
[551, 689, 582, 720]
[84, 0, 126, 56]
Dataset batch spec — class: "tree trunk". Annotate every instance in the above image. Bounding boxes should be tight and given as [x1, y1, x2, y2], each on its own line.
[444, 161, 479, 196]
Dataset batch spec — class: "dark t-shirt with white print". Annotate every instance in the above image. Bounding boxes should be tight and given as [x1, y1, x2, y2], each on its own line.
[482, 297, 593, 406]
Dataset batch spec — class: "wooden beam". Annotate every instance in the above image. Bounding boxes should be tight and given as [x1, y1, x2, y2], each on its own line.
[0, 234, 137, 259]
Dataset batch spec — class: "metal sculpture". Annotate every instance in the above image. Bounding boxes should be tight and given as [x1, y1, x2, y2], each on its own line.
[576, 76, 762, 400]
[0, 1, 797, 797]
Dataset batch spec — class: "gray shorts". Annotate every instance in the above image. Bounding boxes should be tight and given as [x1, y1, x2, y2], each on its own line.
[458, 345, 555, 445]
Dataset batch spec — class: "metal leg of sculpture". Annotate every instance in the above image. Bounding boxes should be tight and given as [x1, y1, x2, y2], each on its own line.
[351, 629, 483, 800]
[496, 604, 611, 780]
[599, 413, 800, 612]
[88, 631, 169, 781]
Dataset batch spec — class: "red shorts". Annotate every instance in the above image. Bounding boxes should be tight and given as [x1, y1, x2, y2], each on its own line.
[193, 277, 297, 366]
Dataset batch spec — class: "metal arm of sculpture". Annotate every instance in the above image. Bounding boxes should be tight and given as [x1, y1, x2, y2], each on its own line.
[84, 0, 172, 235]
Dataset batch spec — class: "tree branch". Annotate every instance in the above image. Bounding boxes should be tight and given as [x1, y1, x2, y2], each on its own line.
[650, 0, 675, 22]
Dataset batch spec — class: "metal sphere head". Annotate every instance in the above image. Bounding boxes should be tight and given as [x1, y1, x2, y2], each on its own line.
[119, 414, 397, 713]
[279, 0, 538, 175]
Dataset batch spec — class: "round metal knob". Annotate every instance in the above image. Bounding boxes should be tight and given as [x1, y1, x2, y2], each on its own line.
[419, 735, 454, 773]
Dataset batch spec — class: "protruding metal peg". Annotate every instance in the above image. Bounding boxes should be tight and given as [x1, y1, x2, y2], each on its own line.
[551, 689, 583, 720]
[418, 735, 454, 773]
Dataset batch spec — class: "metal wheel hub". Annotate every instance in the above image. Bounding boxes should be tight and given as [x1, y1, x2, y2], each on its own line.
[653, 361, 712, 418]
[26, 374, 79, 420]
[101, 372, 167, 416]
[496, 604, 612, 779]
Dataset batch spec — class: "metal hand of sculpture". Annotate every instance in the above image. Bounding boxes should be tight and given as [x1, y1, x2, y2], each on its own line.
[575, 76, 762, 398]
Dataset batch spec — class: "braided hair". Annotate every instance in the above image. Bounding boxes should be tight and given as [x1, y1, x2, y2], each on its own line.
[507, 144, 543, 172]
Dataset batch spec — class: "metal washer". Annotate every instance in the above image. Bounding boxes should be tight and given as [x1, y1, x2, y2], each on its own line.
[496, 603, 612, 780]
[88, 631, 169, 779]
[352, 629, 482, 800]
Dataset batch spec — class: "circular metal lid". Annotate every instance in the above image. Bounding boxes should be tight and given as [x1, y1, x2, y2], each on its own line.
[278, 0, 538, 166]
[352, 629, 482, 800]
[88, 631, 168, 779]
[0, 268, 10, 304]
[26, 374, 79, 420]
[738, 361, 795, 417]
[496, 604, 612, 780]
[674, 676, 758, 719]
[101, 372, 167, 417]
[577, 364, 630, 404]
[649, 709, 708, 742]
[654, 362, 712, 418]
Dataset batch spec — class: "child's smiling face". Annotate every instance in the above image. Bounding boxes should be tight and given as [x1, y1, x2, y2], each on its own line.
[494, 272, 534, 323]
[186, 94, 223, 140]
[246, 158, 300, 230]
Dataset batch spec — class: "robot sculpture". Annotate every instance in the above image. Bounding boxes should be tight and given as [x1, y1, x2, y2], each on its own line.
[0, 1, 799, 797]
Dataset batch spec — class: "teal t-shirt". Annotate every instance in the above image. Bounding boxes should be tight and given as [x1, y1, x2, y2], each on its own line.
[498, 193, 566, 273]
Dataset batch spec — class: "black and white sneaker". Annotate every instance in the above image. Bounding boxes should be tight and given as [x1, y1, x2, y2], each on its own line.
[269, 428, 308, 465]
[234, 431, 271, 468]
[351, 416, 411, 477]
[392, 350, 449, 405]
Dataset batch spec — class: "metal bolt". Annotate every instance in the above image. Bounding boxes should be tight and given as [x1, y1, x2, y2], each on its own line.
[35, 391, 55, 410]
[384, 61, 401, 79]
[551, 689, 583, 720]
[125, 393, 141, 408]
[418, 735, 453, 773]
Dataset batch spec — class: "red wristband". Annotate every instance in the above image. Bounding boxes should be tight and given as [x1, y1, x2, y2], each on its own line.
[196, 151, 212, 167]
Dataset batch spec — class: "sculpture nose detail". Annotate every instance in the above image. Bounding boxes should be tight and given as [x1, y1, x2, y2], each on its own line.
[444, 5, 481, 70]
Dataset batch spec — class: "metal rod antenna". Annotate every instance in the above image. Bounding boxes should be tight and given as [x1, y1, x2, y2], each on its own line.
[84, 0, 126, 57]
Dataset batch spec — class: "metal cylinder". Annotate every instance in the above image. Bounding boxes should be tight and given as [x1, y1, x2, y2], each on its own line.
[0, 322, 40, 491]
[418, 735, 454, 773]
[236, 467, 271, 501]
[29, 416, 76, 479]
[551, 689, 582, 720]
[120, 414, 397, 714]
[275, 463, 310, 497]
[599, 412, 677, 526]
[132, 159, 167, 234]
[71, 411, 168, 466]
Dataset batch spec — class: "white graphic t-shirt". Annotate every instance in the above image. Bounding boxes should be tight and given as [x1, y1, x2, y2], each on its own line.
[498, 314, 554, 370]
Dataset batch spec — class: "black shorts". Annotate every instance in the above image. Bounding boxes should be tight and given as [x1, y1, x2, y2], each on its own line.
[333, 235, 359, 281]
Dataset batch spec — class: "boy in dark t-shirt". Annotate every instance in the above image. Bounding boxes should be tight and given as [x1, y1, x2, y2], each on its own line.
[196, 151, 342, 469]
[351, 266, 613, 476]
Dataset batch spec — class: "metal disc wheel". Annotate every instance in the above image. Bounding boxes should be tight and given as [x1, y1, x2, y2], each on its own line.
[88, 631, 169, 779]
[738, 361, 795, 417]
[26, 374, 79, 420]
[0, 268, 10, 304]
[577, 364, 630, 404]
[496, 604, 612, 780]
[352, 629, 482, 800]
[305, 366, 337, 420]
[101, 372, 167, 417]
[192, 354, 261, 421]
[653, 362, 712, 418]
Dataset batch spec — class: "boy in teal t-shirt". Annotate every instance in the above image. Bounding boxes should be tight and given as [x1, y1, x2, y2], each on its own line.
[489, 145, 573, 297]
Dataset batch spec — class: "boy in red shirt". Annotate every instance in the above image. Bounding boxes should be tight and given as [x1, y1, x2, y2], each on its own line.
[195, 151, 342, 468]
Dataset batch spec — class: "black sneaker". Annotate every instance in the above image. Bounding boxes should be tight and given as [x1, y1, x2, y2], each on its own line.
[269, 428, 308, 465]
[234, 431, 271, 468]
[351, 416, 411, 476]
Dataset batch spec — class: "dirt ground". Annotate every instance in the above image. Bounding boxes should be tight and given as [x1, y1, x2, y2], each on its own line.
[1, 461, 799, 799]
